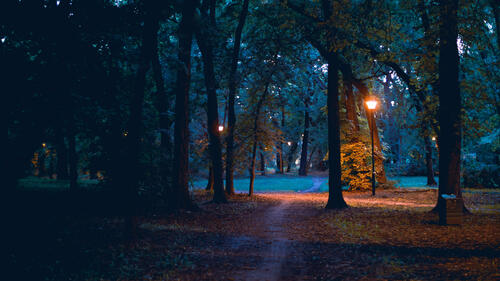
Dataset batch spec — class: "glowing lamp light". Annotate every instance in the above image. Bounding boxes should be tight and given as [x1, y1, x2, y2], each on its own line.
[42, 142, 47, 148]
[287, 141, 292, 146]
[218, 125, 224, 132]
[432, 137, 436, 141]
[366, 99, 378, 110]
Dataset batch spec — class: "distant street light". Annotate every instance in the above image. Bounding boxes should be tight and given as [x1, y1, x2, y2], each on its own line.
[218, 125, 224, 132]
[366, 97, 378, 196]
[287, 141, 292, 146]
[432, 136, 436, 141]
[42, 142, 47, 148]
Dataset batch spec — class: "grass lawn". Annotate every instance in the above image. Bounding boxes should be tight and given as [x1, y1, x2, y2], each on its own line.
[192, 175, 315, 193]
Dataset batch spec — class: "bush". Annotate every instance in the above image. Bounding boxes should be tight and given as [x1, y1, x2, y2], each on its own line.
[462, 161, 499, 188]
[341, 141, 372, 190]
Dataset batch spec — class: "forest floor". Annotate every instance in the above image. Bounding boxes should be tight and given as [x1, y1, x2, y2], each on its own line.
[8, 187, 500, 280]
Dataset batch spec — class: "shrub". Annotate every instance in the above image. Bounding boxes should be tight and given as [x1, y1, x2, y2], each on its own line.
[341, 141, 372, 190]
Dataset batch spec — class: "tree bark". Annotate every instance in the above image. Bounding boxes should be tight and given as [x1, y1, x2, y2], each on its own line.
[260, 151, 265, 175]
[249, 84, 270, 196]
[325, 54, 348, 209]
[55, 126, 69, 180]
[276, 150, 282, 173]
[343, 65, 359, 133]
[435, 0, 463, 212]
[226, 0, 250, 195]
[68, 128, 78, 190]
[424, 136, 437, 186]
[298, 108, 310, 176]
[286, 141, 298, 172]
[196, 1, 227, 203]
[206, 165, 214, 190]
[124, 0, 159, 237]
[150, 14, 172, 197]
[172, 0, 197, 210]
[279, 104, 285, 173]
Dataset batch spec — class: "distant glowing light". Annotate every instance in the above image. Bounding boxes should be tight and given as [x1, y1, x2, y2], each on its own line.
[218, 125, 224, 132]
[1, 37, 5, 43]
[287, 142, 292, 146]
[123, 131, 128, 137]
[366, 99, 378, 110]
[56, 0, 60, 5]
[432, 137, 436, 141]
[42, 142, 47, 148]
[390, 101, 395, 107]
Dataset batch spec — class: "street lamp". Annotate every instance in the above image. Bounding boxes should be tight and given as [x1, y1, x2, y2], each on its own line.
[218, 125, 224, 132]
[366, 97, 378, 196]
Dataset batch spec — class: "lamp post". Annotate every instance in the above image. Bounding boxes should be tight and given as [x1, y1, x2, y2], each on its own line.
[366, 98, 378, 196]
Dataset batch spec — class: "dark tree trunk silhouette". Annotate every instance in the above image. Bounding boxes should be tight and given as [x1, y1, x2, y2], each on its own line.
[435, 0, 463, 212]
[68, 127, 78, 190]
[196, 1, 227, 203]
[276, 150, 282, 173]
[425, 136, 437, 186]
[206, 165, 214, 191]
[287, 141, 298, 172]
[299, 107, 310, 176]
[226, 0, 250, 195]
[172, 0, 197, 210]
[343, 64, 359, 132]
[249, 84, 269, 196]
[150, 14, 172, 198]
[55, 126, 69, 180]
[279, 104, 285, 173]
[124, 0, 160, 237]
[325, 55, 348, 209]
[260, 151, 265, 175]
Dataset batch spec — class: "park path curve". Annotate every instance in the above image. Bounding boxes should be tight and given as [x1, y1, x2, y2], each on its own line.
[233, 200, 290, 281]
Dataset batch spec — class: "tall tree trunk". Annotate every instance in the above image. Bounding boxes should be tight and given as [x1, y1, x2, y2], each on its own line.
[260, 151, 265, 175]
[150, 15, 172, 198]
[343, 64, 359, 133]
[279, 104, 285, 173]
[124, 0, 159, 237]
[172, 0, 197, 210]
[325, 54, 348, 209]
[196, 2, 227, 203]
[249, 140, 258, 196]
[286, 141, 298, 172]
[68, 127, 78, 190]
[226, 0, 250, 195]
[424, 136, 437, 186]
[206, 165, 214, 190]
[55, 126, 69, 180]
[249, 85, 270, 196]
[435, 0, 463, 211]
[299, 109, 310, 176]
[276, 150, 282, 174]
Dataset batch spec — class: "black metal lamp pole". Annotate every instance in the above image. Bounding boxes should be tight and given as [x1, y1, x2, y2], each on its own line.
[370, 111, 376, 196]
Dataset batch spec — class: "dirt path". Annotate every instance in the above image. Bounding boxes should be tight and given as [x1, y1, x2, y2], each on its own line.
[234, 201, 291, 281]
[300, 177, 326, 193]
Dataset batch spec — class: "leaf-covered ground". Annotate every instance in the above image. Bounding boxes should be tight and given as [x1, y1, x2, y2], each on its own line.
[8, 188, 500, 280]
